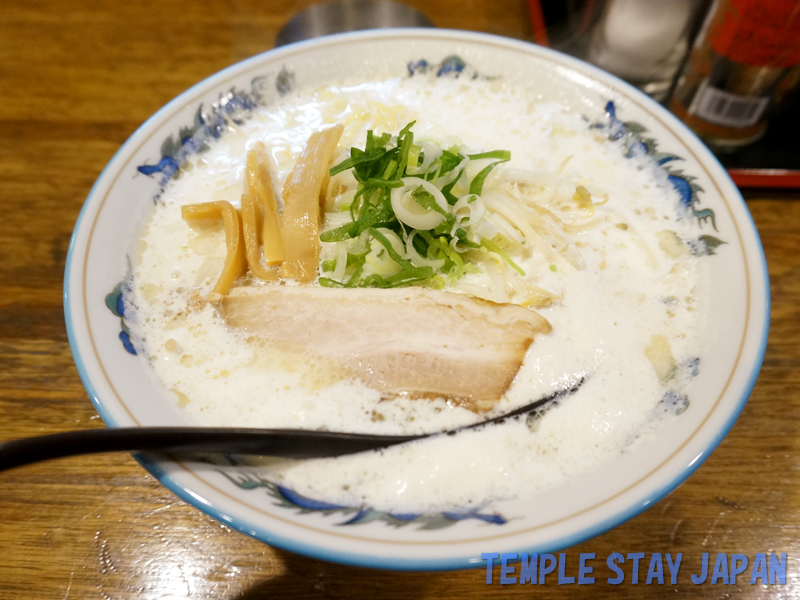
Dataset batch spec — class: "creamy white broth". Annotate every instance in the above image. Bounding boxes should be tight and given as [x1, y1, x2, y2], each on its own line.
[128, 74, 702, 511]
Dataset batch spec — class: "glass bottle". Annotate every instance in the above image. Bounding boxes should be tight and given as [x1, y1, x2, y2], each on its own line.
[669, 0, 800, 150]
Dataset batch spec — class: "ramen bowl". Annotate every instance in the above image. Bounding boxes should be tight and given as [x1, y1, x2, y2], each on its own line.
[64, 29, 769, 570]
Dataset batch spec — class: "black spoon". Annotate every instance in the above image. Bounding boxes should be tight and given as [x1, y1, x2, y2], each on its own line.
[0, 378, 583, 471]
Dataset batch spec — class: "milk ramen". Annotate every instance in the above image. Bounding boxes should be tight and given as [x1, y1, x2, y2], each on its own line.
[127, 71, 703, 512]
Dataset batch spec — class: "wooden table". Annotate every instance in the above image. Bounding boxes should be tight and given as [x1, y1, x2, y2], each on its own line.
[0, 1, 794, 597]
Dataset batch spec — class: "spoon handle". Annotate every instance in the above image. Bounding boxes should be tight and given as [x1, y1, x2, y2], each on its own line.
[0, 427, 420, 472]
[0, 379, 585, 471]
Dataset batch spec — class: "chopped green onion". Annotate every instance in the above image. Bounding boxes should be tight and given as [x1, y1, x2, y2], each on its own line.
[369, 227, 412, 269]
[455, 228, 481, 249]
[467, 150, 511, 161]
[470, 157, 510, 196]
[440, 168, 463, 205]
[346, 249, 370, 266]
[330, 148, 386, 176]
[364, 177, 404, 188]
[411, 186, 450, 219]
[385, 265, 435, 287]
[319, 277, 346, 287]
[381, 159, 398, 180]
[320, 122, 525, 290]
[428, 276, 446, 289]
[393, 120, 416, 178]
[438, 150, 464, 175]
[481, 237, 526, 276]
[320, 224, 353, 242]
[408, 145, 422, 170]
[464, 263, 481, 275]
[345, 262, 366, 286]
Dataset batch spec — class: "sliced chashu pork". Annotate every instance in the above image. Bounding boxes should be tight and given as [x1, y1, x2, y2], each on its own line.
[212, 286, 551, 410]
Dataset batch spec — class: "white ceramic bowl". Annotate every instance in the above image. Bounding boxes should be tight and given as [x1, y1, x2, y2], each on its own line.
[64, 29, 769, 570]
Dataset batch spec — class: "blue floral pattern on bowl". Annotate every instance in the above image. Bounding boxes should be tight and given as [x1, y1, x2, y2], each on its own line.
[105, 282, 136, 355]
[136, 68, 295, 189]
[220, 470, 506, 529]
[594, 101, 726, 256]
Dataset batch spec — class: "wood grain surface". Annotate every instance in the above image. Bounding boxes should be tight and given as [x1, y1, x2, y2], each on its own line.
[0, 1, 794, 598]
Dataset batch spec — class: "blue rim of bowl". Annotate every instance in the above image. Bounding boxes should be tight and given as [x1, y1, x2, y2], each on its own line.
[63, 28, 770, 571]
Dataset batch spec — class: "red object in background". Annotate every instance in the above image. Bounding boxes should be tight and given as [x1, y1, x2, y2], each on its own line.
[728, 169, 800, 189]
[709, 0, 800, 68]
[527, 0, 549, 46]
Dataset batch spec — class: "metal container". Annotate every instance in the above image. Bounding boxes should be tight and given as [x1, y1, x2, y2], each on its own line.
[276, 0, 434, 47]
